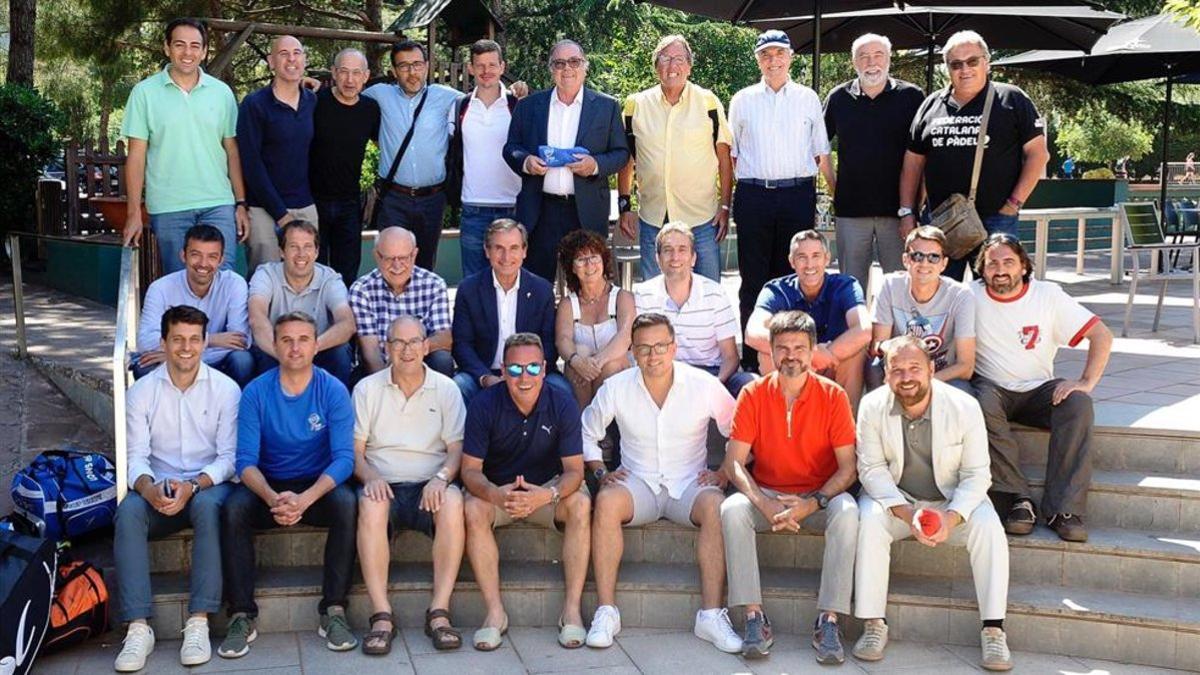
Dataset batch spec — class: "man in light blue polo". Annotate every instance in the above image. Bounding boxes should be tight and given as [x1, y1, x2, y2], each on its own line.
[121, 18, 251, 273]
[363, 40, 462, 272]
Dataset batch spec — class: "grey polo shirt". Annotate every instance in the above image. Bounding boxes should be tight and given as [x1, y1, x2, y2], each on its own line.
[894, 397, 942, 502]
[248, 261, 348, 334]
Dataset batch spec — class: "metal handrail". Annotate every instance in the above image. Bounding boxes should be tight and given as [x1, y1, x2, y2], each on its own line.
[112, 245, 139, 502]
[7, 231, 139, 502]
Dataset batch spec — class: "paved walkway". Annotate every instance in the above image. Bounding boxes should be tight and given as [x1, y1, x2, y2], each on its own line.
[28, 627, 1193, 674]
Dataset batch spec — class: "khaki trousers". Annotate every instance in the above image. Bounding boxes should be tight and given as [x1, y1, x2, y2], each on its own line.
[247, 204, 319, 277]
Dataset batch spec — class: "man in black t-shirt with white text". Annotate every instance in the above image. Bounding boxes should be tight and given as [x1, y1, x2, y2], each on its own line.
[899, 30, 1049, 281]
[820, 32, 925, 294]
[310, 48, 381, 289]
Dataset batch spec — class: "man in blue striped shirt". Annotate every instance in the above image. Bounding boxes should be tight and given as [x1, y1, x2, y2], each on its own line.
[219, 311, 358, 658]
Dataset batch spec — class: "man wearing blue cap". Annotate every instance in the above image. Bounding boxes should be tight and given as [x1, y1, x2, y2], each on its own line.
[729, 30, 831, 373]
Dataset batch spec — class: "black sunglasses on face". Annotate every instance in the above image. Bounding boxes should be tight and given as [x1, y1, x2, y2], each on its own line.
[906, 250, 944, 264]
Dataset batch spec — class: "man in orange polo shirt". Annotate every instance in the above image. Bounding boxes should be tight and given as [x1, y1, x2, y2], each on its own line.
[720, 310, 859, 664]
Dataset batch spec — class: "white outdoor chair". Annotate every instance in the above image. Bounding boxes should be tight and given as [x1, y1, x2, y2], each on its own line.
[1119, 201, 1200, 343]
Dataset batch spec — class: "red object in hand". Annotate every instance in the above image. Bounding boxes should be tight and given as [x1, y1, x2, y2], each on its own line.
[915, 508, 942, 537]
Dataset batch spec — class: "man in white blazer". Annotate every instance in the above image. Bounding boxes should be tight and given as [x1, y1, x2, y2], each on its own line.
[853, 335, 1012, 672]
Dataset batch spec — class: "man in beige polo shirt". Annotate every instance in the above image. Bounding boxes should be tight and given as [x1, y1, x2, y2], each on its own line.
[352, 315, 467, 654]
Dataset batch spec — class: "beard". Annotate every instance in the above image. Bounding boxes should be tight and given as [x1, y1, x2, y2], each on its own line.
[777, 359, 808, 377]
[857, 69, 887, 88]
[985, 273, 1020, 295]
[893, 380, 929, 407]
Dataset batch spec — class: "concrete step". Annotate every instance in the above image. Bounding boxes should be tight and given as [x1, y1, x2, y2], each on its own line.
[1016, 424, 1200, 474]
[140, 561, 1200, 670]
[145, 520, 1200, 600]
[1025, 465, 1200, 532]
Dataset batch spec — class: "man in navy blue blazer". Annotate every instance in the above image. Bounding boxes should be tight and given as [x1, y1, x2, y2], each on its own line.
[503, 39, 629, 282]
[452, 218, 572, 402]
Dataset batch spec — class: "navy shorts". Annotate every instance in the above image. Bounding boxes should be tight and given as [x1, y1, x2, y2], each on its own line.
[358, 479, 448, 538]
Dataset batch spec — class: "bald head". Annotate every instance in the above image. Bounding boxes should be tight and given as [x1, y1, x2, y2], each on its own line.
[268, 36, 306, 85]
[377, 226, 417, 249]
[331, 48, 369, 101]
[333, 48, 369, 71]
[375, 227, 419, 290]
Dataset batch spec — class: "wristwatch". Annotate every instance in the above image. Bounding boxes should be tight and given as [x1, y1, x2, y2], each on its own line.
[897, 206, 914, 218]
[810, 491, 830, 510]
[435, 469, 451, 483]
[235, 200, 248, 209]
[549, 485, 561, 506]
[187, 478, 203, 495]
[618, 195, 632, 213]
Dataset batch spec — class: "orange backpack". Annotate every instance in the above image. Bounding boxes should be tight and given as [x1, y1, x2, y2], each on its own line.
[42, 558, 108, 652]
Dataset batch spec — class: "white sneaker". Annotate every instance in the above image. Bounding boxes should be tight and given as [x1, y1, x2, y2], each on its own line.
[179, 617, 212, 666]
[694, 608, 743, 654]
[114, 622, 155, 672]
[981, 627, 1013, 671]
[852, 619, 888, 661]
[586, 605, 621, 648]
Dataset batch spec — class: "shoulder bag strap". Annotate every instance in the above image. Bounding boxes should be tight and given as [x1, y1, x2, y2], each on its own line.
[371, 87, 430, 226]
[967, 83, 996, 205]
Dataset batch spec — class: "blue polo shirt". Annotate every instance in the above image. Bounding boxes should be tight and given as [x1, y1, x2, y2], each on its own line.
[237, 86, 317, 220]
[756, 272, 865, 343]
[463, 382, 582, 486]
[236, 367, 354, 485]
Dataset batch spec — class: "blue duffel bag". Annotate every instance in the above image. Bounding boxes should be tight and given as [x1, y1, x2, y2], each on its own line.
[10, 450, 117, 542]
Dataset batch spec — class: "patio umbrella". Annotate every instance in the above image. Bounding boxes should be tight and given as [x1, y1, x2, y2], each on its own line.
[638, 0, 1107, 89]
[993, 13, 1200, 209]
[751, 4, 1123, 92]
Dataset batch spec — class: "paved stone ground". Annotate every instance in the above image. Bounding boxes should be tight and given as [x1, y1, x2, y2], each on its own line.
[27, 627, 1193, 674]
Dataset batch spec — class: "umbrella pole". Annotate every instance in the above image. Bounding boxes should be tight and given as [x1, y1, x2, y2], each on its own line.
[1159, 71, 1173, 210]
[812, 1, 822, 91]
[926, 38, 935, 92]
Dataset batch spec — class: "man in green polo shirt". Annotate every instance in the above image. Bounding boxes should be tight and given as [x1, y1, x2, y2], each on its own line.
[121, 18, 251, 274]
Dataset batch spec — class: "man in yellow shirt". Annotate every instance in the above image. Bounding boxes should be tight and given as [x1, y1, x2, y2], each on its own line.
[617, 34, 733, 282]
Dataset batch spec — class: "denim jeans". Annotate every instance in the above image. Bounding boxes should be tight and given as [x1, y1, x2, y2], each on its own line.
[460, 204, 516, 279]
[251, 343, 353, 388]
[150, 205, 237, 274]
[639, 219, 721, 282]
[945, 212, 1020, 282]
[221, 480, 358, 616]
[114, 482, 234, 621]
[452, 371, 573, 404]
[132, 350, 255, 388]
[316, 195, 364, 289]
[374, 190, 447, 271]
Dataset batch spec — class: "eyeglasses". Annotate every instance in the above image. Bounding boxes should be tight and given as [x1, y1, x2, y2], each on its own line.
[394, 61, 427, 73]
[906, 250, 944, 264]
[504, 362, 544, 377]
[656, 55, 689, 66]
[632, 341, 673, 357]
[573, 254, 602, 267]
[379, 252, 415, 267]
[947, 55, 985, 71]
[386, 337, 424, 351]
[550, 57, 586, 71]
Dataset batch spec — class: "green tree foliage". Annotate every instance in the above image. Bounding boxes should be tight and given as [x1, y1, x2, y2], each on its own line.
[1165, 0, 1200, 28]
[1057, 104, 1154, 165]
[0, 84, 65, 237]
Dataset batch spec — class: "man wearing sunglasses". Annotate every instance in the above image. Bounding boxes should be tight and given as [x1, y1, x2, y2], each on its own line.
[899, 30, 1049, 281]
[460, 333, 591, 651]
[868, 226, 976, 392]
[503, 39, 629, 281]
[580, 313, 740, 653]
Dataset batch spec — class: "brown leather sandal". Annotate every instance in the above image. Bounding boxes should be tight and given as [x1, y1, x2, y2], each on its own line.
[424, 607, 463, 651]
[362, 611, 396, 656]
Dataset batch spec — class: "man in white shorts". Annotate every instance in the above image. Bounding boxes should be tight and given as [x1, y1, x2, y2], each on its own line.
[580, 312, 741, 653]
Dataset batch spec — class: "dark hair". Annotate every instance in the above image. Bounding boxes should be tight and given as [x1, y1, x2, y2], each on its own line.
[273, 311, 318, 338]
[905, 225, 947, 255]
[767, 310, 817, 348]
[391, 40, 428, 66]
[469, 39, 504, 63]
[164, 18, 208, 49]
[879, 335, 933, 368]
[161, 304, 208, 340]
[557, 230, 613, 293]
[631, 312, 675, 341]
[184, 224, 225, 253]
[974, 232, 1033, 283]
[502, 332, 544, 361]
[278, 219, 320, 249]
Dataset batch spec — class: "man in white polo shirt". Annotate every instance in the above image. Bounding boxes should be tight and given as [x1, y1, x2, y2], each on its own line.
[971, 234, 1112, 543]
[352, 315, 467, 654]
[633, 222, 753, 396]
[580, 312, 741, 654]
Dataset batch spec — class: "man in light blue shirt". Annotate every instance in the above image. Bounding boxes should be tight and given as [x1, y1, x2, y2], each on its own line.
[363, 40, 462, 271]
[135, 224, 254, 386]
[113, 305, 240, 671]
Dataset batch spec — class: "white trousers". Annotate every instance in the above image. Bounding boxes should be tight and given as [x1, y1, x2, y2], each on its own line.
[854, 495, 1009, 621]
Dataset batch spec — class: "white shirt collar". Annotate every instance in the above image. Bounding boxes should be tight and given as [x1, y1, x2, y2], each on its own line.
[550, 86, 584, 108]
[153, 361, 210, 392]
[492, 270, 521, 293]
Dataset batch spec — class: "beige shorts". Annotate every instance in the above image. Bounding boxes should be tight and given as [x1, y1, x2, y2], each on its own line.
[618, 474, 719, 527]
[491, 475, 590, 531]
